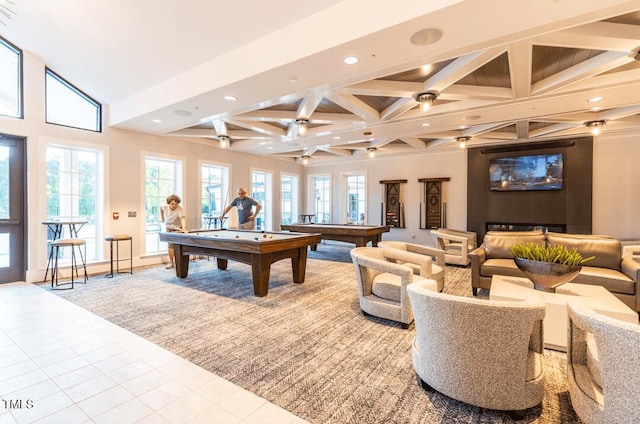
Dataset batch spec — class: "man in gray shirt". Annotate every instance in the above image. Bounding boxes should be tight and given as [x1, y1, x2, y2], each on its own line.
[220, 187, 261, 230]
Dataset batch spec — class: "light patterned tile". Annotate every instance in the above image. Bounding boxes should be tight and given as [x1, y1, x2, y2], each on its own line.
[5, 391, 74, 424]
[107, 360, 154, 384]
[188, 405, 241, 424]
[31, 405, 89, 424]
[92, 398, 154, 424]
[218, 388, 266, 420]
[63, 373, 118, 403]
[193, 376, 241, 404]
[51, 365, 104, 390]
[120, 369, 171, 397]
[243, 402, 306, 424]
[137, 380, 191, 411]
[76, 385, 135, 419]
[157, 393, 211, 423]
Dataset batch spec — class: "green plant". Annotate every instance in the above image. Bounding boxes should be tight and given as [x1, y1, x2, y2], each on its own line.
[510, 242, 594, 266]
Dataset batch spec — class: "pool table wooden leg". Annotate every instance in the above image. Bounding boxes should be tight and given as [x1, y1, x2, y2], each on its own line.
[251, 254, 271, 297]
[292, 247, 308, 284]
[216, 258, 228, 270]
[174, 245, 190, 278]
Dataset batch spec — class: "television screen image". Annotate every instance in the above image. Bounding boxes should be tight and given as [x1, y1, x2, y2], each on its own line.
[489, 153, 563, 191]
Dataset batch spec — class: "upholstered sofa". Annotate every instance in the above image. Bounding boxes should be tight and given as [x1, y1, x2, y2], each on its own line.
[469, 231, 640, 312]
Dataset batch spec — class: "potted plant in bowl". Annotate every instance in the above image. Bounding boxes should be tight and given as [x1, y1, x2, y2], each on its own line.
[510, 242, 594, 292]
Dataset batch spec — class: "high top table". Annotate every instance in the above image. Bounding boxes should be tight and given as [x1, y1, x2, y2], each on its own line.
[490, 275, 638, 351]
[42, 219, 88, 282]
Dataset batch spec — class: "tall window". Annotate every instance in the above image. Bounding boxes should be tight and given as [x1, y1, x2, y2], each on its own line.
[251, 170, 272, 230]
[45, 68, 101, 132]
[145, 156, 183, 253]
[345, 173, 366, 224]
[0, 36, 22, 118]
[281, 173, 299, 225]
[200, 163, 230, 227]
[46, 145, 104, 261]
[310, 175, 331, 223]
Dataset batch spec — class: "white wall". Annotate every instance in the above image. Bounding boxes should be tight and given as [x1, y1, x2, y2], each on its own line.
[593, 132, 640, 240]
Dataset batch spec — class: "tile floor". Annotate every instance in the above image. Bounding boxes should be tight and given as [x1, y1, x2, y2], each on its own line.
[0, 282, 308, 424]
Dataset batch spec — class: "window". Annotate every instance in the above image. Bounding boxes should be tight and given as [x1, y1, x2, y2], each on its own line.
[46, 145, 104, 262]
[45, 68, 101, 132]
[310, 175, 331, 223]
[0, 145, 8, 219]
[0, 36, 22, 118]
[345, 173, 366, 224]
[251, 170, 272, 230]
[281, 173, 299, 225]
[200, 162, 230, 227]
[145, 156, 183, 254]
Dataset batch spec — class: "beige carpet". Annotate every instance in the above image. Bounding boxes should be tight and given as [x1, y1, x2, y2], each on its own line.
[44, 243, 581, 423]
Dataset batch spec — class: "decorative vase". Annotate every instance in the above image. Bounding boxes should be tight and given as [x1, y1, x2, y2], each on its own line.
[514, 258, 582, 293]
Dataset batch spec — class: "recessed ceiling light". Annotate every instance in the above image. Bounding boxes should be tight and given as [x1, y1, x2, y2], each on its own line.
[333, 136, 341, 140]
[152, 119, 162, 123]
[343, 56, 359, 65]
[224, 95, 237, 101]
[288, 76, 298, 82]
[421, 122, 431, 127]
[587, 96, 603, 103]
[590, 106, 602, 112]
[463, 115, 481, 121]
[173, 109, 192, 116]
[267, 146, 274, 150]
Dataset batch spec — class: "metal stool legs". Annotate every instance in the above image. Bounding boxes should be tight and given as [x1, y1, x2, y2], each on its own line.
[105, 235, 133, 277]
[50, 239, 87, 290]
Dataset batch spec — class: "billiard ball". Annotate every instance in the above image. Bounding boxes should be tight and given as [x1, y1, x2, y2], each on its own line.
[254, 237, 259, 240]
[263, 234, 267, 238]
[235, 235, 240, 239]
[268, 235, 273, 239]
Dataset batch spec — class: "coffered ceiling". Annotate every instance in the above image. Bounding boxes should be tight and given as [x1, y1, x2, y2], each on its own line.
[4, 0, 640, 164]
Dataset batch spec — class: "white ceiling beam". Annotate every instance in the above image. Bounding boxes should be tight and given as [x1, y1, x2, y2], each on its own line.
[297, 93, 323, 119]
[224, 118, 287, 137]
[323, 92, 380, 122]
[598, 105, 640, 121]
[424, 46, 506, 92]
[380, 98, 416, 121]
[508, 40, 532, 100]
[317, 147, 353, 157]
[212, 119, 227, 136]
[534, 22, 640, 51]
[529, 123, 579, 138]
[532, 51, 631, 95]
[441, 85, 512, 101]
[515, 120, 529, 139]
[338, 80, 422, 97]
[396, 137, 427, 150]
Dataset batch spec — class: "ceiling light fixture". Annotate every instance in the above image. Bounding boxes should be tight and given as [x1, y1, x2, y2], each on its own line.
[634, 51, 640, 61]
[218, 135, 230, 149]
[587, 96, 603, 103]
[295, 119, 309, 136]
[223, 95, 237, 101]
[367, 147, 377, 159]
[456, 136, 470, 149]
[415, 91, 438, 113]
[343, 56, 359, 65]
[301, 155, 310, 165]
[585, 120, 606, 136]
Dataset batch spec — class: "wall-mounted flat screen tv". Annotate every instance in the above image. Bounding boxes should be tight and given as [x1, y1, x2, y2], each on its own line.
[489, 153, 563, 191]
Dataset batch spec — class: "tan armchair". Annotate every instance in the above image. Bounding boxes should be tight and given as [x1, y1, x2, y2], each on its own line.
[377, 241, 445, 292]
[566, 299, 640, 424]
[430, 228, 477, 266]
[350, 247, 436, 328]
[407, 280, 546, 419]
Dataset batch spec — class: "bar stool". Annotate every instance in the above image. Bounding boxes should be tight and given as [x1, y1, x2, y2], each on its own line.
[105, 235, 133, 277]
[50, 238, 88, 290]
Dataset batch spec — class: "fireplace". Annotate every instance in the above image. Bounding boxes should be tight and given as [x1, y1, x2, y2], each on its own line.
[486, 222, 566, 233]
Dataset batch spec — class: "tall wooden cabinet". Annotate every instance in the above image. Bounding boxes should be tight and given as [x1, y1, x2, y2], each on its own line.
[419, 178, 450, 229]
[380, 179, 407, 228]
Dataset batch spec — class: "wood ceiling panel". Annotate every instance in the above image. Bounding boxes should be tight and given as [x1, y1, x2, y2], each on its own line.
[457, 52, 511, 88]
[531, 46, 604, 83]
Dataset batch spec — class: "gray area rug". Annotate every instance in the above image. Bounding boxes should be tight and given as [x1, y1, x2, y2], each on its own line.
[44, 243, 580, 423]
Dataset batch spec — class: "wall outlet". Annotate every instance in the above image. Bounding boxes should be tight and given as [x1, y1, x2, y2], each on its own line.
[128, 211, 136, 217]
[411, 234, 416, 239]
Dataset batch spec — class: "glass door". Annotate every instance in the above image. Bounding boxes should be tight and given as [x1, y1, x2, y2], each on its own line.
[0, 134, 26, 283]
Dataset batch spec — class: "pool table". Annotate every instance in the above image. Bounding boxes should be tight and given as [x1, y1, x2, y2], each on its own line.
[159, 229, 321, 296]
[280, 223, 391, 250]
